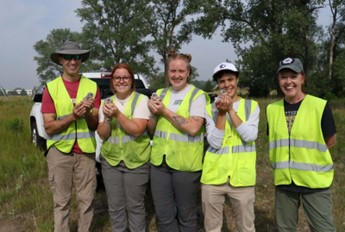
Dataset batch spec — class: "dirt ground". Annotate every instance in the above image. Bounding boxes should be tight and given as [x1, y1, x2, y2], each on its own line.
[0, 219, 19, 232]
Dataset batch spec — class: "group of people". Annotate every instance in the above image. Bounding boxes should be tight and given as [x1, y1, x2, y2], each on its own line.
[42, 40, 337, 232]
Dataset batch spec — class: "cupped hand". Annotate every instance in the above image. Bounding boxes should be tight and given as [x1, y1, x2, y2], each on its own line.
[103, 102, 119, 118]
[148, 98, 165, 115]
[215, 94, 233, 113]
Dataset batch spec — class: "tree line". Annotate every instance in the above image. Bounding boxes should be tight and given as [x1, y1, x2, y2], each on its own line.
[33, 0, 345, 98]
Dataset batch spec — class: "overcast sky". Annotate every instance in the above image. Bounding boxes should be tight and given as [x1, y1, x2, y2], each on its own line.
[0, 0, 330, 90]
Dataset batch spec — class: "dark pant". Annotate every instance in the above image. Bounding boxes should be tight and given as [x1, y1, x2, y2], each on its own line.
[275, 188, 336, 232]
[150, 163, 201, 232]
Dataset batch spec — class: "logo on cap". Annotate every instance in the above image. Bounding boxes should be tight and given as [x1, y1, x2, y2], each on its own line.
[219, 64, 227, 68]
[281, 57, 294, 65]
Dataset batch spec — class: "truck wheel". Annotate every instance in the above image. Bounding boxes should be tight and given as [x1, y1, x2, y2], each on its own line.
[31, 121, 46, 151]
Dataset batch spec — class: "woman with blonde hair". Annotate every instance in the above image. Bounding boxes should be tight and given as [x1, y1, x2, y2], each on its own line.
[148, 51, 209, 231]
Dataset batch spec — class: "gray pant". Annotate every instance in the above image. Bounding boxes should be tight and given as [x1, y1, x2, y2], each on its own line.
[275, 188, 336, 232]
[150, 163, 201, 232]
[101, 159, 150, 232]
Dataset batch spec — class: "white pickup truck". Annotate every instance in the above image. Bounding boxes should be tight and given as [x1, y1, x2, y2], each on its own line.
[29, 72, 152, 152]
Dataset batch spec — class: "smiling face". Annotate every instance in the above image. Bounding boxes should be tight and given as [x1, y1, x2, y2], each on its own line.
[168, 59, 190, 91]
[111, 68, 133, 98]
[216, 71, 239, 99]
[278, 69, 305, 103]
[59, 55, 82, 80]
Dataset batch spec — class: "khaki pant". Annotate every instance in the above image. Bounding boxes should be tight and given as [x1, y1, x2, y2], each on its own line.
[46, 147, 96, 232]
[202, 183, 255, 232]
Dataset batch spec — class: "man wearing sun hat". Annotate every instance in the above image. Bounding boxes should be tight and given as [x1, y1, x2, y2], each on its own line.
[201, 62, 260, 231]
[41, 40, 101, 232]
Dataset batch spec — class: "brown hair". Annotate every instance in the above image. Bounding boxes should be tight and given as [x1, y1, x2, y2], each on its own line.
[110, 63, 135, 93]
[167, 50, 193, 81]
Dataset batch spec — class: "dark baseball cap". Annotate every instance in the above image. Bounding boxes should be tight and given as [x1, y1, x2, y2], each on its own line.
[277, 57, 304, 73]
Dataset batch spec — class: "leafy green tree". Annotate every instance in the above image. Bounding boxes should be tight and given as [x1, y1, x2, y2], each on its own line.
[311, 0, 345, 98]
[327, 0, 345, 80]
[203, 79, 215, 92]
[149, 72, 166, 90]
[195, 0, 324, 97]
[20, 89, 27, 96]
[144, 0, 203, 85]
[76, 0, 156, 77]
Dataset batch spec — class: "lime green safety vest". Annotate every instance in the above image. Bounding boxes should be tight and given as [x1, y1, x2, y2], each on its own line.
[101, 92, 151, 169]
[150, 85, 210, 171]
[201, 99, 258, 186]
[267, 95, 334, 188]
[46, 76, 97, 153]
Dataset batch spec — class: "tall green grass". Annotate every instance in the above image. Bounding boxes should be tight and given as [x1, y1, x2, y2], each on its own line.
[0, 96, 52, 231]
[0, 96, 344, 231]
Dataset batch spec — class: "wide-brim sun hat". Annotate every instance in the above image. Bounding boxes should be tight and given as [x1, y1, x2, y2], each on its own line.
[212, 62, 239, 81]
[50, 40, 90, 65]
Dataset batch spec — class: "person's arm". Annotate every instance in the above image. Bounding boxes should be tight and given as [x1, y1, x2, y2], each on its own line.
[97, 104, 112, 140]
[83, 87, 101, 131]
[205, 111, 225, 149]
[160, 109, 204, 136]
[148, 94, 205, 136]
[147, 114, 158, 137]
[82, 99, 99, 131]
[43, 101, 88, 136]
[321, 103, 337, 149]
[98, 97, 149, 139]
[235, 104, 260, 142]
[325, 134, 337, 148]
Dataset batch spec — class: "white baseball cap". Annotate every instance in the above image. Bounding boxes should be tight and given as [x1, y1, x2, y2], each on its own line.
[212, 62, 239, 80]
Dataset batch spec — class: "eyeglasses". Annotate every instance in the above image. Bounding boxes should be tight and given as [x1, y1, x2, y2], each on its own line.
[61, 54, 82, 61]
[113, 76, 131, 82]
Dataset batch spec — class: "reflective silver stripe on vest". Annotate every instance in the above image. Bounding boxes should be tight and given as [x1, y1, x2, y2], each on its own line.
[131, 92, 140, 112]
[208, 146, 230, 154]
[189, 87, 200, 111]
[154, 130, 203, 142]
[270, 139, 327, 152]
[48, 131, 95, 141]
[154, 130, 168, 139]
[108, 135, 134, 144]
[159, 88, 169, 101]
[232, 144, 256, 153]
[207, 144, 255, 155]
[244, 99, 251, 121]
[291, 139, 327, 152]
[57, 115, 69, 120]
[108, 131, 148, 144]
[271, 161, 333, 172]
[269, 139, 289, 149]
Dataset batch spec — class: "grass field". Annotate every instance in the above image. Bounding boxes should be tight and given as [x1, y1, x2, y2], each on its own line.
[0, 96, 344, 231]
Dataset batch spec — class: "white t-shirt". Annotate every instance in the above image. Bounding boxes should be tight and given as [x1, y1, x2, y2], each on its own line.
[168, 84, 206, 118]
[99, 92, 151, 122]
